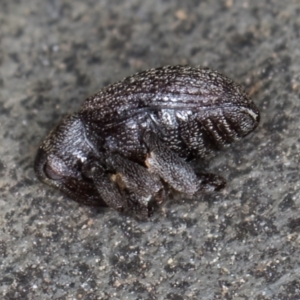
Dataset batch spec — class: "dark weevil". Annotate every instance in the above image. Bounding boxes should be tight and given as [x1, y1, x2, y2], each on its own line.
[34, 65, 260, 217]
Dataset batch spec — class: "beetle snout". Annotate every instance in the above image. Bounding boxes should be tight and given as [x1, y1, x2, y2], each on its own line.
[34, 147, 49, 183]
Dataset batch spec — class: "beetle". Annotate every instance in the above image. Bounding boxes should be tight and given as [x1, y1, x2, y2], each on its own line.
[34, 65, 260, 217]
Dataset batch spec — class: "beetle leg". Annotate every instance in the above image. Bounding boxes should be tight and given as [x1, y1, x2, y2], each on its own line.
[125, 192, 154, 218]
[143, 132, 225, 194]
[107, 154, 164, 215]
[195, 172, 226, 192]
[83, 162, 128, 212]
[143, 132, 199, 195]
[82, 155, 165, 216]
[108, 154, 163, 197]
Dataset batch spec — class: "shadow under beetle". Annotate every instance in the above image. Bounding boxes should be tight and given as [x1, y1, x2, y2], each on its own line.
[34, 65, 260, 217]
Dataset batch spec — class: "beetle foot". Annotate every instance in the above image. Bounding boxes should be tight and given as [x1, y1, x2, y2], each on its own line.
[196, 173, 226, 192]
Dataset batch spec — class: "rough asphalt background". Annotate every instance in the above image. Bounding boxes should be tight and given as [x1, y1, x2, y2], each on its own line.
[1, 0, 300, 299]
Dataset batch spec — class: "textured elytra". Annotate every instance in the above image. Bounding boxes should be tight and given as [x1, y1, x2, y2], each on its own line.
[35, 65, 260, 217]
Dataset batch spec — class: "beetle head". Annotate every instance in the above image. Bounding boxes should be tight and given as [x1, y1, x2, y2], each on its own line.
[34, 114, 106, 206]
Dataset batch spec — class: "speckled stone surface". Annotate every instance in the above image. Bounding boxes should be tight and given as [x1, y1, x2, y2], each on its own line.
[1, 1, 300, 299]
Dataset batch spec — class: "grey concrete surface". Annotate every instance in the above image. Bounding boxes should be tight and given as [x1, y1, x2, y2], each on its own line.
[1, 0, 300, 299]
